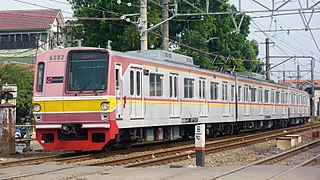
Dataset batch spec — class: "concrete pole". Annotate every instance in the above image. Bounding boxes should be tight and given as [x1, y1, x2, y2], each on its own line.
[265, 38, 270, 80]
[140, 0, 148, 50]
[162, 0, 169, 51]
[311, 58, 315, 118]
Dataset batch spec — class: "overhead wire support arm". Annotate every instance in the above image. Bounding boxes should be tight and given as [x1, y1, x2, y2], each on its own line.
[269, 57, 294, 70]
[275, 0, 293, 11]
[149, 0, 175, 14]
[182, 0, 204, 13]
[144, 14, 177, 34]
[309, 1, 320, 9]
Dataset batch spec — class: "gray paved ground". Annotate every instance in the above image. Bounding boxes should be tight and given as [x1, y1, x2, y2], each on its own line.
[0, 164, 319, 180]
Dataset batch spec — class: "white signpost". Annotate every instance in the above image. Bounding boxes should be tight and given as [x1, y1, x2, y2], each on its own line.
[195, 124, 205, 167]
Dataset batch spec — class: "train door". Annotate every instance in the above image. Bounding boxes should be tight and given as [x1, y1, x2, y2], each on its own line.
[115, 64, 123, 119]
[129, 68, 143, 119]
[244, 85, 250, 115]
[169, 74, 180, 118]
[199, 78, 207, 117]
[222, 82, 230, 116]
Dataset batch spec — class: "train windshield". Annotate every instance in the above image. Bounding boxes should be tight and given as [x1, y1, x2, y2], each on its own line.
[67, 51, 108, 92]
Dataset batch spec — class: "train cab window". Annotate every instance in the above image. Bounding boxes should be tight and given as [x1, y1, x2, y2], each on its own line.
[67, 51, 108, 92]
[210, 82, 219, 100]
[184, 78, 194, 98]
[265, 90, 269, 103]
[150, 73, 163, 96]
[36, 62, 45, 92]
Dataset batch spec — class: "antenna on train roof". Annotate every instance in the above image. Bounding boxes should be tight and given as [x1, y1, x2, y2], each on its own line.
[107, 40, 112, 50]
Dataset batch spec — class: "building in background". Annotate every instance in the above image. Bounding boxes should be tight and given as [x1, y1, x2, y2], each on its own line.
[0, 9, 64, 64]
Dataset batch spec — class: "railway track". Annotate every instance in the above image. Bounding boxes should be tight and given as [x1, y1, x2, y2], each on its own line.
[207, 139, 320, 180]
[88, 123, 320, 167]
[1, 123, 319, 168]
[0, 152, 79, 167]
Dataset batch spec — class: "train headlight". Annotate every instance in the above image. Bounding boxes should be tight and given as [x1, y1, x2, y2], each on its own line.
[100, 102, 109, 111]
[34, 104, 41, 112]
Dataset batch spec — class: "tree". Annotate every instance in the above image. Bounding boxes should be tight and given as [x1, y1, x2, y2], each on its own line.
[0, 64, 34, 120]
[68, 0, 262, 73]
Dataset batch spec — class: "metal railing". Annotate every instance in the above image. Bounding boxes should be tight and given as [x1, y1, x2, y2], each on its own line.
[15, 124, 36, 147]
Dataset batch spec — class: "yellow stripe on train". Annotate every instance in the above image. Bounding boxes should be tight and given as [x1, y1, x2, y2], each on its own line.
[32, 97, 117, 113]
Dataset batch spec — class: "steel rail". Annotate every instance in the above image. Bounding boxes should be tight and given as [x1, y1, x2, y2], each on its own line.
[267, 153, 320, 180]
[207, 140, 320, 180]
[0, 153, 79, 167]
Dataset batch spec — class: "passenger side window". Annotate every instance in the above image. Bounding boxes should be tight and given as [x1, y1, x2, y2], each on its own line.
[150, 73, 163, 96]
[210, 82, 219, 100]
[184, 78, 194, 98]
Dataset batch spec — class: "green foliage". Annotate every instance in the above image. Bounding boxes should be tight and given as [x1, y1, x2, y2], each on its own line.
[69, 0, 262, 73]
[0, 64, 34, 119]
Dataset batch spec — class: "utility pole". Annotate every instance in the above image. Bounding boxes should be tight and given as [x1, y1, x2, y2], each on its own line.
[140, 0, 148, 50]
[282, 71, 285, 82]
[265, 38, 270, 80]
[162, 0, 169, 51]
[311, 58, 315, 118]
[297, 65, 300, 89]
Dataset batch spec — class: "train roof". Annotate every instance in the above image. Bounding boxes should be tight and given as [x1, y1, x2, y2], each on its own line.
[42, 47, 307, 94]
[113, 49, 307, 94]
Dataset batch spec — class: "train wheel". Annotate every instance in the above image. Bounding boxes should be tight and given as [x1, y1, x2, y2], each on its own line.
[102, 141, 115, 152]
[122, 140, 132, 150]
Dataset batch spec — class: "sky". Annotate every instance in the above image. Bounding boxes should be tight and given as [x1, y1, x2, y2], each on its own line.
[1, 0, 320, 81]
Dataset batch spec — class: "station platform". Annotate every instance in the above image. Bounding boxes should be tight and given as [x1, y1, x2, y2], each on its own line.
[0, 164, 319, 180]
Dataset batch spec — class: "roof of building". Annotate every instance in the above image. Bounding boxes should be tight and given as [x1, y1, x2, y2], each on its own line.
[278, 79, 320, 85]
[0, 9, 62, 31]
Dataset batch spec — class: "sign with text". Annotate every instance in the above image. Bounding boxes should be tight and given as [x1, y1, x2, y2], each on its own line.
[195, 124, 205, 148]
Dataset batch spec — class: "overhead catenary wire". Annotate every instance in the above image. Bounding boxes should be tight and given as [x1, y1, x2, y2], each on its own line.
[12, 0, 73, 15]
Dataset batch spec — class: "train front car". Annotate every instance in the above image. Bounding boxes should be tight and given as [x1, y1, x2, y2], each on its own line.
[33, 47, 118, 151]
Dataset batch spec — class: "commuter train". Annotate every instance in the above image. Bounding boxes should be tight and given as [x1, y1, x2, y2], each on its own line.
[33, 47, 310, 151]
